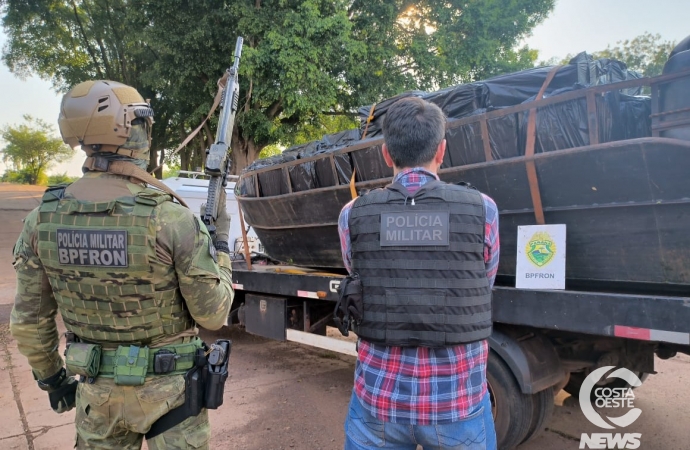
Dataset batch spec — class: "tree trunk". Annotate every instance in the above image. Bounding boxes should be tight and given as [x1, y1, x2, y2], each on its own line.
[202, 121, 214, 172]
[179, 126, 189, 177]
[231, 132, 263, 175]
[197, 135, 206, 172]
[148, 146, 160, 178]
[158, 147, 165, 177]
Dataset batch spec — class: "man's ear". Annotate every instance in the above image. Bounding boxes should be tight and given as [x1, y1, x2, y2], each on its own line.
[382, 143, 395, 168]
[435, 139, 446, 166]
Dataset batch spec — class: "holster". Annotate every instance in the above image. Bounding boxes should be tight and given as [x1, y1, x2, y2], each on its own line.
[333, 273, 363, 336]
[184, 349, 207, 418]
[205, 340, 231, 409]
[145, 339, 232, 440]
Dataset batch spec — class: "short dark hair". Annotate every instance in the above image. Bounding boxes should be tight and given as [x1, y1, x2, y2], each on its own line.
[381, 97, 446, 168]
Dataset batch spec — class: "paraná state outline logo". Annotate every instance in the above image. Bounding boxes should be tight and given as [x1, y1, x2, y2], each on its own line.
[525, 231, 556, 267]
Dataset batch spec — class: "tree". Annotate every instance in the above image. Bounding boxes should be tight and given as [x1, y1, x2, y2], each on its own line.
[1, 115, 73, 184]
[556, 32, 676, 78]
[0, 0, 169, 173]
[2, 0, 556, 174]
[135, 0, 555, 171]
[594, 32, 676, 78]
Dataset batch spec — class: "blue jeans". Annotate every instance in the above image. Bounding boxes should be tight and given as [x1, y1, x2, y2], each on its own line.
[343, 391, 496, 450]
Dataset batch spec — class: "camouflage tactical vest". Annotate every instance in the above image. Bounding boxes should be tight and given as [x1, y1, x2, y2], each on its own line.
[36, 185, 195, 345]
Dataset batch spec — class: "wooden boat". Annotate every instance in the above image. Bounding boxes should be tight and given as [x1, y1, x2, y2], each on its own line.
[237, 64, 690, 295]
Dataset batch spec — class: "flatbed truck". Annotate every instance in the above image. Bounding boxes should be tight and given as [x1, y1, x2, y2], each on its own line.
[229, 260, 690, 449]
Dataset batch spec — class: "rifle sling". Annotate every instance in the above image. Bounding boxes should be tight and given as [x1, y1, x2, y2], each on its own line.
[149, 73, 229, 175]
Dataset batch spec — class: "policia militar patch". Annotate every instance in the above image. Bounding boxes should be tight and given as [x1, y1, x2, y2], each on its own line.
[56, 229, 128, 267]
[380, 211, 450, 246]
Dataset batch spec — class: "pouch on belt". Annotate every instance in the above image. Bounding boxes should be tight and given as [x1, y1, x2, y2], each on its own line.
[113, 345, 149, 386]
[64, 343, 102, 378]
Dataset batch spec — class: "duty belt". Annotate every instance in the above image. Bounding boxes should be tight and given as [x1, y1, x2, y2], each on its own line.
[98, 338, 203, 377]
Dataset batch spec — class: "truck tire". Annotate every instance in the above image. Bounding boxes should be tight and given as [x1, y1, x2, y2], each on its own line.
[520, 387, 555, 445]
[487, 351, 533, 450]
[563, 371, 649, 398]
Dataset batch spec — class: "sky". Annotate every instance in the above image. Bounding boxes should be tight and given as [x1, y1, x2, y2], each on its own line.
[0, 0, 688, 177]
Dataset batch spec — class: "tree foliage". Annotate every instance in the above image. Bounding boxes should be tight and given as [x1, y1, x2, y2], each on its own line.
[1, 115, 73, 184]
[556, 32, 676, 78]
[593, 32, 676, 78]
[2, 0, 555, 174]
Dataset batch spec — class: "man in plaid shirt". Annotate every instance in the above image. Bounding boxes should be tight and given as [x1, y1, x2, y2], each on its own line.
[338, 97, 499, 449]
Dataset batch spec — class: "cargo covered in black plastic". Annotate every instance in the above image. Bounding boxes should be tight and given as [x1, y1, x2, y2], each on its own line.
[240, 52, 648, 198]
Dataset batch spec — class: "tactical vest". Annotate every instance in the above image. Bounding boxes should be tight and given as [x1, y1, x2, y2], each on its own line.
[349, 180, 492, 347]
[35, 185, 195, 345]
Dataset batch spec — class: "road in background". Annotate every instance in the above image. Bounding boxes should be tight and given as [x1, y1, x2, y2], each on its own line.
[0, 183, 687, 450]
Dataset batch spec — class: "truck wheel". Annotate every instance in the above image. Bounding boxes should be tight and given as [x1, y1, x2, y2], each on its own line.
[487, 351, 533, 450]
[520, 387, 555, 444]
[563, 371, 649, 398]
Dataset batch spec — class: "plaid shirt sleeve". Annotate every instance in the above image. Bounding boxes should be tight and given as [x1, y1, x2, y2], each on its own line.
[338, 199, 355, 274]
[482, 194, 500, 287]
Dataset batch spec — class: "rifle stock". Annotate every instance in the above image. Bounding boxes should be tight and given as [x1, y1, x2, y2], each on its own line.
[203, 36, 243, 239]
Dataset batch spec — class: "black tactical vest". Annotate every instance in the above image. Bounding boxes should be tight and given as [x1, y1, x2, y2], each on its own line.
[349, 180, 492, 347]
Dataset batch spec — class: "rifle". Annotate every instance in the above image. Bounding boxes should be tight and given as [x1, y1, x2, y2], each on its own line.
[203, 36, 243, 240]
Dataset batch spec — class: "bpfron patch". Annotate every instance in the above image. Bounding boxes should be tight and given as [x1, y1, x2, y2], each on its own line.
[56, 229, 128, 267]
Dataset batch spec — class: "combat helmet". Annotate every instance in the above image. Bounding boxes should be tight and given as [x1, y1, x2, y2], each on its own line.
[58, 80, 154, 158]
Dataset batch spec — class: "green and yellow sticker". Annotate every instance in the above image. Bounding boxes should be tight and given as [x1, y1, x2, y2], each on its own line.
[525, 231, 556, 267]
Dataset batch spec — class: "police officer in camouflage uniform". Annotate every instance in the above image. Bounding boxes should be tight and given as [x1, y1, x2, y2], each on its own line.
[10, 80, 234, 449]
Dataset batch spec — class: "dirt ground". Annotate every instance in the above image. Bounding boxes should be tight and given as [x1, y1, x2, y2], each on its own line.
[0, 183, 688, 450]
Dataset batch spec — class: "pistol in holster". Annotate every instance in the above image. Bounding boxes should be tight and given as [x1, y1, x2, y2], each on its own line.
[183, 339, 232, 415]
[146, 339, 232, 439]
[333, 273, 363, 337]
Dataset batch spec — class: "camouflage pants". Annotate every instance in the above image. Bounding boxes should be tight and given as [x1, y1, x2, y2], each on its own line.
[74, 374, 210, 449]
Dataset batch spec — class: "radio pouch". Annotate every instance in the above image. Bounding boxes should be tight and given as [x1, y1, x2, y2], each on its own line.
[113, 345, 149, 386]
[64, 343, 102, 378]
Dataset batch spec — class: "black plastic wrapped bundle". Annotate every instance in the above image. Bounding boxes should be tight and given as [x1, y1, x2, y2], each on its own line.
[423, 84, 486, 119]
[244, 151, 297, 171]
[289, 162, 317, 192]
[357, 53, 643, 137]
[443, 109, 521, 166]
[517, 86, 615, 154]
[350, 143, 393, 181]
[311, 130, 360, 187]
[258, 168, 290, 197]
[319, 129, 362, 149]
[311, 151, 355, 187]
[618, 96, 651, 140]
[660, 47, 690, 141]
[480, 66, 579, 107]
[568, 52, 642, 96]
[238, 174, 257, 197]
[333, 153, 354, 184]
[242, 50, 646, 196]
[488, 113, 521, 159]
[445, 120, 485, 166]
[243, 152, 296, 197]
[357, 91, 426, 138]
